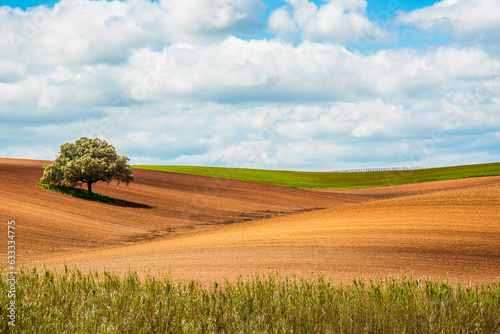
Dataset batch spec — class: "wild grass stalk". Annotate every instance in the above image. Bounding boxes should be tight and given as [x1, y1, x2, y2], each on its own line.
[0, 267, 499, 333]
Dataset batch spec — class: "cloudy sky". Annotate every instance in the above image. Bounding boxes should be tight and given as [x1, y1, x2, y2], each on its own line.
[1, 0, 499, 170]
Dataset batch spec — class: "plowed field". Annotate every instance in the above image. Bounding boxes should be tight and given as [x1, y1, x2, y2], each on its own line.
[0, 158, 367, 262]
[2, 158, 499, 285]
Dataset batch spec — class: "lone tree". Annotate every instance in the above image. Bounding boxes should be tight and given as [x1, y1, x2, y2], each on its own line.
[41, 137, 134, 195]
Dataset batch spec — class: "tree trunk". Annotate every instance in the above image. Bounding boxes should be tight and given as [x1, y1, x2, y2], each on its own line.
[87, 182, 93, 196]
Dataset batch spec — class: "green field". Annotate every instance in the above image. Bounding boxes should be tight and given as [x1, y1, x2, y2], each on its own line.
[133, 162, 500, 189]
[1, 268, 499, 333]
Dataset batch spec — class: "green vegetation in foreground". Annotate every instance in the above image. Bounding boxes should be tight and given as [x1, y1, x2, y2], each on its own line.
[133, 162, 500, 189]
[36, 183, 116, 203]
[1, 268, 499, 333]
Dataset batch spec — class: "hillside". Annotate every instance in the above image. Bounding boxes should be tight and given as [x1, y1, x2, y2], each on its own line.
[0, 158, 365, 263]
[133, 162, 500, 189]
[38, 178, 500, 285]
[2, 158, 499, 285]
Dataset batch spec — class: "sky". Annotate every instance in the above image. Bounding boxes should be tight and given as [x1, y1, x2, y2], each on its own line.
[0, 0, 499, 171]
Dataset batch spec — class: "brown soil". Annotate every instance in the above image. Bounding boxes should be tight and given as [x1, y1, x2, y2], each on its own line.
[2, 158, 499, 286]
[0, 158, 366, 263]
[323, 176, 500, 199]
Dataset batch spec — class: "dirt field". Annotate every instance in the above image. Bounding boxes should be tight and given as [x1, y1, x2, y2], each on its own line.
[2, 158, 500, 285]
[0, 158, 367, 262]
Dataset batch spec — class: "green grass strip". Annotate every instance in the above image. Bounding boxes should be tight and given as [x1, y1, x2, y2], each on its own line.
[1, 267, 499, 333]
[37, 183, 116, 203]
[133, 162, 500, 189]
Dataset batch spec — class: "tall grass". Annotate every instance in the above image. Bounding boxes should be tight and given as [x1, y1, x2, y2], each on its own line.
[1, 267, 499, 333]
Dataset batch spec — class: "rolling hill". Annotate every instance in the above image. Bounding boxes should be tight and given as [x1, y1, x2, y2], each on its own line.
[2, 158, 499, 285]
[38, 177, 500, 285]
[0, 158, 365, 263]
[133, 162, 500, 189]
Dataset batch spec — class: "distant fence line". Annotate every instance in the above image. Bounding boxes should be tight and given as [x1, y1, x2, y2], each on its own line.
[327, 166, 427, 173]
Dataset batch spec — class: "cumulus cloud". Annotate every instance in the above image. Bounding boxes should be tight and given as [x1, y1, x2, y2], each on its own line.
[2, 34, 500, 168]
[111, 97, 500, 169]
[0, 60, 26, 83]
[1, 0, 499, 170]
[0, 145, 57, 160]
[1, 1, 159, 67]
[119, 39, 500, 104]
[269, 0, 388, 43]
[268, 7, 298, 42]
[0, 0, 265, 68]
[158, 0, 266, 43]
[397, 0, 500, 43]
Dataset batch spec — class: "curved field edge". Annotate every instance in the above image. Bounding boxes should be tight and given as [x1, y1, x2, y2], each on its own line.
[132, 162, 500, 189]
[1, 268, 499, 333]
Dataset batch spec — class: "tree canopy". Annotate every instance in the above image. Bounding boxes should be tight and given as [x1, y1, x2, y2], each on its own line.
[41, 137, 133, 195]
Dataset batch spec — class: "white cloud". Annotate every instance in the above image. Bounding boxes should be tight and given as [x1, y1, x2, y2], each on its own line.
[268, 7, 298, 41]
[158, 0, 265, 43]
[269, 0, 388, 43]
[2, 37, 499, 163]
[351, 121, 383, 138]
[119, 39, 500, 105]
[0, 145, 57, 160]
[0, 0, 265, 68]
[1, 0, 499, 170]
[1, 0, 160, 67]
[397, 0, 500, 43]
[0, 60, 26, 83]
[94, 94, 499, 169]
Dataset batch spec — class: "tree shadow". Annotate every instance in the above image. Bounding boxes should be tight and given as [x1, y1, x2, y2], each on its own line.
[37, 183, 152, 208]
[113, 199, 153, 209]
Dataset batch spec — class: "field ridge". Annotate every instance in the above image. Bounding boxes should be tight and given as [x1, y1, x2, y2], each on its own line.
[133, 162, 500, 189]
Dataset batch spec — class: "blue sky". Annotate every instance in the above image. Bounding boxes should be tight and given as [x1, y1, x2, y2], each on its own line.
[1, 0, 499, 170]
